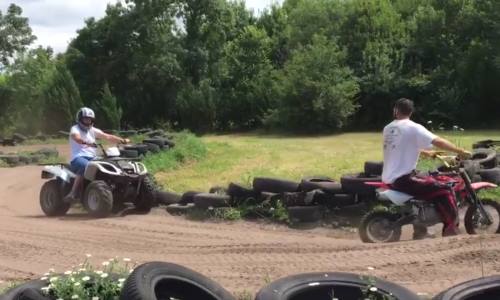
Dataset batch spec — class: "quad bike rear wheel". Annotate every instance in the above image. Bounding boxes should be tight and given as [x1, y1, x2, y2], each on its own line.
[40, 179, 70, 216]
[359, 210, 402, 243]
[82, 180, 113, 218]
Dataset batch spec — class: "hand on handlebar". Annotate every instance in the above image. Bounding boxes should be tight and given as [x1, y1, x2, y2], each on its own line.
[457, 149, 472, 160]
[120, 138, 131, 144]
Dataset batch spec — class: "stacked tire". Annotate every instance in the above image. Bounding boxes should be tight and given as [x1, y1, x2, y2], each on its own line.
[470, 147, 500, 184]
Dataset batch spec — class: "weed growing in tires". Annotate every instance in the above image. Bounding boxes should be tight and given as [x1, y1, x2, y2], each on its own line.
[359, 267, 396, 300]
[39, 255, 135, 300]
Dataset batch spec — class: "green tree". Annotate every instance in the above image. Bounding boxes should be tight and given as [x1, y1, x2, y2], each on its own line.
[98, 82, 122, 130]
[0, 4, 36, 69]
[268, 35, 359, 131]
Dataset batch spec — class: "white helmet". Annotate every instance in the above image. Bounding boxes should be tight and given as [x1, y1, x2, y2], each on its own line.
[76, 107, 95, 130]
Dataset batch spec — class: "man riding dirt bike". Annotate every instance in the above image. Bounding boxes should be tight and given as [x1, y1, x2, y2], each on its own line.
[380, 98, 472, 238]
[359, 153, 500, 243]
[64, 107, 130, 203]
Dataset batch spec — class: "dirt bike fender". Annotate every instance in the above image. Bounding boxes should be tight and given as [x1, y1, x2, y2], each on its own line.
[471, 182, 498, 191]
[378, 190, 413, 206]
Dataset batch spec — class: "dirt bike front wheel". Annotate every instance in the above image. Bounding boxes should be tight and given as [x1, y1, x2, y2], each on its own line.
[464, 199, 500, 234]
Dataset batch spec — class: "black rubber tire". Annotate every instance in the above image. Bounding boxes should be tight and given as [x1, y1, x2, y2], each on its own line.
[462, 160, 481, 179]
[282, 192, 316, 207]
[144, 143, 161, 154]
[0, 279, 48, 300]
[124, 144, 149, 156]
[134, 176, 156, 211]
[82, 180, 114, 218]
[119, 261, 236, 300]
[464, 199, 500, 234]
[156, 190, 182, 205]
[340, 173, 381, 195]
[0, 155, 20, 166]
[472, 148, 498, 169]
[39, 179, 70, 217]
[477, 168, 500, 184]
[146, 130, 164, 138]
[2, 138, 16, 146]
[227, 182, 257, 198]
[193, 193, 230, 209]
[34, 148, 59, 158]
[364, 161, 384, 176]
[179, 191, 202, 205]
[166, 203, 195, 215]
[12, 133, 27, 143]
[142, 138, 165, 148]
[359, 210, 402, 243]
[255, 272, 421, 300]
[298, 179, 343, 193]
[120, 149, 139, 158]
[301, 175, 332, 181]
[322, 193, 356, 207]
[287, 206, 322, 223]
[253, 177, 300, 193]
[432, 275, 500, 300]
[209, 186, 228, 194]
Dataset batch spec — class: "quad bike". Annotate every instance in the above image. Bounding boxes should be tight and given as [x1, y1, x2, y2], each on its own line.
[359, 154, 500, 243]
[39, 143, 156, 218]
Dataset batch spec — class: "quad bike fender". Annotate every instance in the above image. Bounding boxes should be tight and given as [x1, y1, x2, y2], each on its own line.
[471, 181, 498, 191]
[84, 161, 123, 180]
[133, 162, 148, 175]
[42, 165, 76, 183]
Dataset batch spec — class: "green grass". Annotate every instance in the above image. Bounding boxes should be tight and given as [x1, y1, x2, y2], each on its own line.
[154, 130, 500, 199]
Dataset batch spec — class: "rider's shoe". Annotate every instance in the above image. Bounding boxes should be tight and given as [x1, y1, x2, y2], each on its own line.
[442, 225, 459, 237]
[63, 193, 77, 204]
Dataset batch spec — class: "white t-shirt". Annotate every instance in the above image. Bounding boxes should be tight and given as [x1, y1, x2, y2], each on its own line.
[382, 119, 436, 184]
[70, 125, 104, 160]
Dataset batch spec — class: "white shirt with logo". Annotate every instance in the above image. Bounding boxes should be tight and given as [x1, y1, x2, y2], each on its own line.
[382, 119, 436, 184]
[70, 125, 104, 161]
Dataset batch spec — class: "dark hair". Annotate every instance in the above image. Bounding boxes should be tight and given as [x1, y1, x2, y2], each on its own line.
[394, 98, 414, 116]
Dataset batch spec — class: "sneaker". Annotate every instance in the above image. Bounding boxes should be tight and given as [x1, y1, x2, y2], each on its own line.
[63, 193, 77, 204]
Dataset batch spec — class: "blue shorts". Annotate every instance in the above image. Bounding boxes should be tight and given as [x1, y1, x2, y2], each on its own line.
[70, 156, 93, 175]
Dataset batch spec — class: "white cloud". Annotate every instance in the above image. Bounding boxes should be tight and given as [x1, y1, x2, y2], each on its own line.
[1, 0, 284, 53]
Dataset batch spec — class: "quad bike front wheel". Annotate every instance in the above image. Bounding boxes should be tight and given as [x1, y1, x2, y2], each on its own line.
[133, 176, 156, 212]
[359, 210, 402, 243]
[464, 199, 500, 234]
[40, 179, 70, 216]
[82, 180, 113, 218]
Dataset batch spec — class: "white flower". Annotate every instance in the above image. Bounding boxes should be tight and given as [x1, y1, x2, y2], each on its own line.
[123, 258, 131, 262]
[40, 277, 48, 280]
[118, 278, 126, 283]
[79, 268, 86, 272]
[101, 273, 109, 278]
[102, 261, 110, 266]
[86, 254, 92, 258]
[70, 277, 75, 282]
[41, 287, 51, 292]
[64, 271, 72, 275]
[92, 297, 99, 300]
[57, 298, 64, 300]
[95, 270, 103, 275]
[427, 120, 433, 124]
[74, 282, 81, 287]
[129, 269, 134, 273]
[367, 266, 375, 270]
[459, 128, 465, 131]
[82, 276, 90, 281]
[43, 272, 50, 276]
[71, 295, 79, 299]
[49, 277, 58, 282]
[369, 286, 378, 292]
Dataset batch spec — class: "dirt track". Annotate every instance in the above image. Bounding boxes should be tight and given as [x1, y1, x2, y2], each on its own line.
[1, 146, 500, 297]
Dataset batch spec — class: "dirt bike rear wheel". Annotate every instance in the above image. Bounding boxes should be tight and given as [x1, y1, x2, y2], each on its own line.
[464, 199, 500, 234]
[359, 210, 402, 243]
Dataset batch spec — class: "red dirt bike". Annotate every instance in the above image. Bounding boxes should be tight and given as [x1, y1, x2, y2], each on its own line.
[359, 154, 500, 243]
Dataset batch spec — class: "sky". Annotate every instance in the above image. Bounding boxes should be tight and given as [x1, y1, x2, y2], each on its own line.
[1, 0, 283, 53]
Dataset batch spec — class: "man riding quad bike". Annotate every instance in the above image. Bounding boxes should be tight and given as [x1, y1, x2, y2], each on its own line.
[39, 143, 156, 218]
[39, 107, 156, 217]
